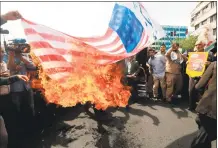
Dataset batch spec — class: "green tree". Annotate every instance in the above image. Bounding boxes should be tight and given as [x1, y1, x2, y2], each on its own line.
[173, 35, 198, 50]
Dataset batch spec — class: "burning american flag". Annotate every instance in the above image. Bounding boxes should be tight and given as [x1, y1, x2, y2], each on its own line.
[21, 2, 166, 109]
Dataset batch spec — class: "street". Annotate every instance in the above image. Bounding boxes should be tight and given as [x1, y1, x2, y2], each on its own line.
[26, 99, 216, 148]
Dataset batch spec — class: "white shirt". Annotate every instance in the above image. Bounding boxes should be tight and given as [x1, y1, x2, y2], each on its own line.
[148, 54, 166, 78]
[0, 61, 10, 95]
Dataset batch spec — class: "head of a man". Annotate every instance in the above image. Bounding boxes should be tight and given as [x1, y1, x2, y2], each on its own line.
[148, 48, 155, 57]
[195, 41, 205, 52]
[0, 45, 5, 62]
[172, 43, 179, 51]
[160, 44, 166, 53]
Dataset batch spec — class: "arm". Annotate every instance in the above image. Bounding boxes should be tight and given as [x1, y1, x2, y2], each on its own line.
[0, 75, 29, 85]
[7, 52, 17, 71]
[165, 48, 173, 59]
[1, 11, 22, 26]
[181, 54, 188, 61]
[195, 62, 215, 89]
[20, 55, 37, 70]
[0, 75, 19, 85]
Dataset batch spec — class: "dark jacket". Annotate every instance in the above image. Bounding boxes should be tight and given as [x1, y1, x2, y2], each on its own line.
[0, 76, 21, 85]
[195, 61, 217, 119]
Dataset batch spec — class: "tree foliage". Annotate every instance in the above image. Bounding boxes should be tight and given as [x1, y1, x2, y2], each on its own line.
[173, 35, 198, 50]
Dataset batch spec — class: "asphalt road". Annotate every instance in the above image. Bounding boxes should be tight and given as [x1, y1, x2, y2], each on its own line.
[27, 99, 216, 148]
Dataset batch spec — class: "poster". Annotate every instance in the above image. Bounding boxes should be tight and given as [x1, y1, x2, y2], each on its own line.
[186, 52, 208, 78]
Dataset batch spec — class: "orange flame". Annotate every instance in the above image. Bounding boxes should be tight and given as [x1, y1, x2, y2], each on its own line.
[30, 53, 131, 110]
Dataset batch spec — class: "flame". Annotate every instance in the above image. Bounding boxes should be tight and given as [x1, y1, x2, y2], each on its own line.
[30, 53, 131, 110]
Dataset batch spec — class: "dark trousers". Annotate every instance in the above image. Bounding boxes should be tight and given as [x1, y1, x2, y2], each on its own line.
[126, 77, 138, 104]
[191, 114, 217, 148]
[0, 94, 12, 148]
[10, 89, 35, 148]
[0, 116, 8, 148]
[189, 78, 199, 109]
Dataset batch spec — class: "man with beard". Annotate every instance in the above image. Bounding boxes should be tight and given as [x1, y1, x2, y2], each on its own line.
[165, 43, 188, 104]
[188, 41, 214, 111]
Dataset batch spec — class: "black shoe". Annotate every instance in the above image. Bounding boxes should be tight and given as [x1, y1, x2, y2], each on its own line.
[188, 107, 195, 111]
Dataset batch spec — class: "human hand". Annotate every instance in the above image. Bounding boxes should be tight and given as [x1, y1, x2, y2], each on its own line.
[127, 74, 136, 78]
[8, 51, 15, 57]
[0, 71, 10, 77]
[205, 61, 211, 66]
[16, 65, 22, 71]
[17, 75, 29, 82]
[1, 11, 22, 21]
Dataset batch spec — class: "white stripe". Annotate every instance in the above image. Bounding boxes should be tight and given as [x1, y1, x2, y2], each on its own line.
[84, 31, 118, 46]
[108, 48, 126, 54]
[26, 34, 73, 49]
[32, 48, 73, 62]
[49, 72, 71, 80]
[96, 40, 123, 52]
[40, 61, 72, 69]
[33, 48, 62, 56]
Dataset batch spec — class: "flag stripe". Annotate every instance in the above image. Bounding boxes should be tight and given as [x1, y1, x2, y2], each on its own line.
[45, 67, 74, 75]
[41, 61, 73, 69]
[25, 27, 124, 53]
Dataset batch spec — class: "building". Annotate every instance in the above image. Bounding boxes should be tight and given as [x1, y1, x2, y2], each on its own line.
[151, 25, 188, 50]
[191, 1, 217, 39]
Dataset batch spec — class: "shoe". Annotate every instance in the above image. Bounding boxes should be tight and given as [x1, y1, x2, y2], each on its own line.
[152, 97, 158, 101]
[177, 95, 182, 99]
[188, 107, 195, 111]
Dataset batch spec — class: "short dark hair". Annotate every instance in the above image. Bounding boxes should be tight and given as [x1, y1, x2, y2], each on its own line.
[161, 43, 166, 47]
[173, 42, 179, 47]
[148, 48, 154, 52]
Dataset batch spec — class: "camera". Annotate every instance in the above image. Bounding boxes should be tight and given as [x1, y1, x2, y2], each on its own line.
[5, 38, 31, 53]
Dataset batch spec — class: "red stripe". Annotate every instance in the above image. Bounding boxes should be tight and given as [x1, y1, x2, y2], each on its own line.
[75, 28, 113, 42]
[29, 40, 126, 58]
[30, 41, 53, 49]
[25, 28, 70, 43]
[44, 67, 74, 75]
[38, 55, 67, 63]
[141, 35, 149, 48]
[21, 18, 37, 25]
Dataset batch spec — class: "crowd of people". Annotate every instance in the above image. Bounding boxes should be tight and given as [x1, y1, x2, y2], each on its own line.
[0, 10, 217, 148]
[123, 41, 217, 147]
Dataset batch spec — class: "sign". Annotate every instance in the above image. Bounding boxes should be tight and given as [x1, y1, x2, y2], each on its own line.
[186, 52, 208, 77]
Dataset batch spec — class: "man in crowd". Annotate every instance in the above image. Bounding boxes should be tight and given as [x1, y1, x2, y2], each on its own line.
[7, 50, 36, 138]
[147, 48, 166, 101]
[188, 41, 214, 111]
[157, 43, 166, 55]
[190, 61, 217, 148]
[165, 43, 188, 103]
[0, 10, 27, 148]
[124, 56, 140, 107]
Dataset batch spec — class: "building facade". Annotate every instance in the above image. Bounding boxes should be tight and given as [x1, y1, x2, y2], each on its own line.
[151, 25, 188, 50]
[191, 1, 217, 39]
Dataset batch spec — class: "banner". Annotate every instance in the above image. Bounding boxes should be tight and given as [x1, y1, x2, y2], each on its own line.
[186, 52, 208, 77]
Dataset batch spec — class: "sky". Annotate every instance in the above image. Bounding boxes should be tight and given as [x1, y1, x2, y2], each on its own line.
[1, 1, 197, 42]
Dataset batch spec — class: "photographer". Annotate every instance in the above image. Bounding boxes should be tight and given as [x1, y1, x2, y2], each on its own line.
[7, 49, 36, 138]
